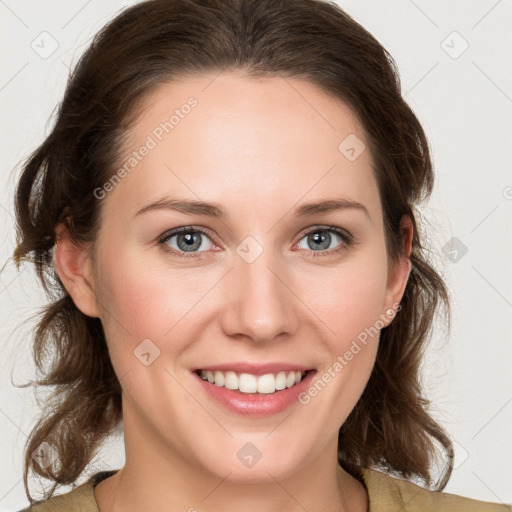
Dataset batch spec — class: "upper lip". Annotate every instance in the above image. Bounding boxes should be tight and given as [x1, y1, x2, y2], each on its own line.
[194, 362, 314, 376]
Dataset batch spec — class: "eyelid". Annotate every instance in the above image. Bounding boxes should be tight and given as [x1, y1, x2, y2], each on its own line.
[157, 224, 354, 258]
[296, 224, 353, 242]
[158, 225, 220, 251]
[293, 225, 354, 257]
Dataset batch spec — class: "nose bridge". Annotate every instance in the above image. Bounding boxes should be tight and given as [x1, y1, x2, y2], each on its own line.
[219, 237, 297, 343]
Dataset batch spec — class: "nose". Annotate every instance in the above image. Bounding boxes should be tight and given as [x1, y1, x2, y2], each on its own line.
[218, 246, 299, 344]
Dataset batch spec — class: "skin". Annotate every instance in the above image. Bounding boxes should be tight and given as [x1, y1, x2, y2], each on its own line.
[54, 71, 412, 512]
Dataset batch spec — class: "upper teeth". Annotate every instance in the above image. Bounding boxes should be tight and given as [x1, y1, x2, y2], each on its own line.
[199, 370, 306, 394]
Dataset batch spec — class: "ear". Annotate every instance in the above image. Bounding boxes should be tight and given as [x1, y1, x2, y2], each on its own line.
[381, 214, 413, 326]
[53, 220, 100, 318]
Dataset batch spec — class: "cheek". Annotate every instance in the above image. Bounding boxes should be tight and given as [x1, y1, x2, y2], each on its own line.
[303, 251, 389, 345]
[298, 269, 385, 425]
[94, 251, 219, 366]
[296, 247, 388, 405]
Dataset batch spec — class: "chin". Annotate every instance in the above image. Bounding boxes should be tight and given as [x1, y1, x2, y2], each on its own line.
[190, 434, 314, 484]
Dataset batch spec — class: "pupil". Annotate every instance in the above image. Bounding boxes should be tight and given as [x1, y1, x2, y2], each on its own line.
[310, 231, 330, 250]
[178, 232, 201, 251]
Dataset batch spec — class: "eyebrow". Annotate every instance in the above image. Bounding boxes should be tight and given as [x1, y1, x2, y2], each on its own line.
[135, 197, 370, 219]
[293, 198, 370, 219]
[135, 197, 225, 218]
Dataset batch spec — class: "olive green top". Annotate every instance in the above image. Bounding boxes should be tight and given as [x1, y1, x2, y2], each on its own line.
[19, 468, 511, 511]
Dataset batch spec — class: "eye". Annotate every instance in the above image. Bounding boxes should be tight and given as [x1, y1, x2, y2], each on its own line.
[296, 226, 353, 256]
[158, 227, 215, 257]
[158, 225, 353, 259]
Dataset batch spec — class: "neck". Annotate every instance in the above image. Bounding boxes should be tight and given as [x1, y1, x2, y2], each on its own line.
[94, 405, 368, 512]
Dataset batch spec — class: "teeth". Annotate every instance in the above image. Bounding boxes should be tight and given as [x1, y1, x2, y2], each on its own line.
[198, 370, 306, 394]
[275, 371, 287, 391]
[239, 373, 257, 393]
[224, 371, 238, 390]
[214, 371, 224, 387]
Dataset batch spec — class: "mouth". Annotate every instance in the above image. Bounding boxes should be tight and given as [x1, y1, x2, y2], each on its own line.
[193, 368, 314, 395]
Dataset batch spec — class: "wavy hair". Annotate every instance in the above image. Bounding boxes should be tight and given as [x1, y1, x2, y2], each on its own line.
[10, 0, 452, 503]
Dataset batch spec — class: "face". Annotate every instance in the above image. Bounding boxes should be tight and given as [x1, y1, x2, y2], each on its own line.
[58, 71, 410, 483]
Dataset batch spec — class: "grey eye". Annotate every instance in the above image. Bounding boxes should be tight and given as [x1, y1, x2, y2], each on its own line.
[163, 230, 214, 253]
[297, 229, 344, 251]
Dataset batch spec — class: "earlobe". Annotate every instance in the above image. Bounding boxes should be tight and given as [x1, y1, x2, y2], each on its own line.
[53, 221, 100, 318]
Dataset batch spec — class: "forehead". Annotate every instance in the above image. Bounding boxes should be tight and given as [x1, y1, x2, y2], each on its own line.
[103, 71, 380, 221]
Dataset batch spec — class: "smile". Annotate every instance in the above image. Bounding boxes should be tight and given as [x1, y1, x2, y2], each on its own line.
[196, 369, 308, 394]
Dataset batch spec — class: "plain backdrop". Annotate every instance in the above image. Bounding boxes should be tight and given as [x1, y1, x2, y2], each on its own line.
[1, 0, 511, 510]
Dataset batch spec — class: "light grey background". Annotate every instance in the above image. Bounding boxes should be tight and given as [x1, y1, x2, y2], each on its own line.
[1, 0, 511, 510]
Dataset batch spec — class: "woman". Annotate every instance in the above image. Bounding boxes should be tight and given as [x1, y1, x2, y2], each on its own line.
[9, 0, 509, 510]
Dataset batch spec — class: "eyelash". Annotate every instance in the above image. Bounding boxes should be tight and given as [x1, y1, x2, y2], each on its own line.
[157, 225, 354, 259]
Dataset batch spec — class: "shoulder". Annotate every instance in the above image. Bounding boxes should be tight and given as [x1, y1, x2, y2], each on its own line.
[16, 470, 118, 512]
[360, 468, 512, 512]
[17, 482, 97, 512]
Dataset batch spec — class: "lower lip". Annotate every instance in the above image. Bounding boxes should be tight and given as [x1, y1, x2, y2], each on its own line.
[193, 371, 316, 417]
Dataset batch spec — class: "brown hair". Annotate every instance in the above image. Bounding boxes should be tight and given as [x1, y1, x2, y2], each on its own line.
[10, 0, 452, 503]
